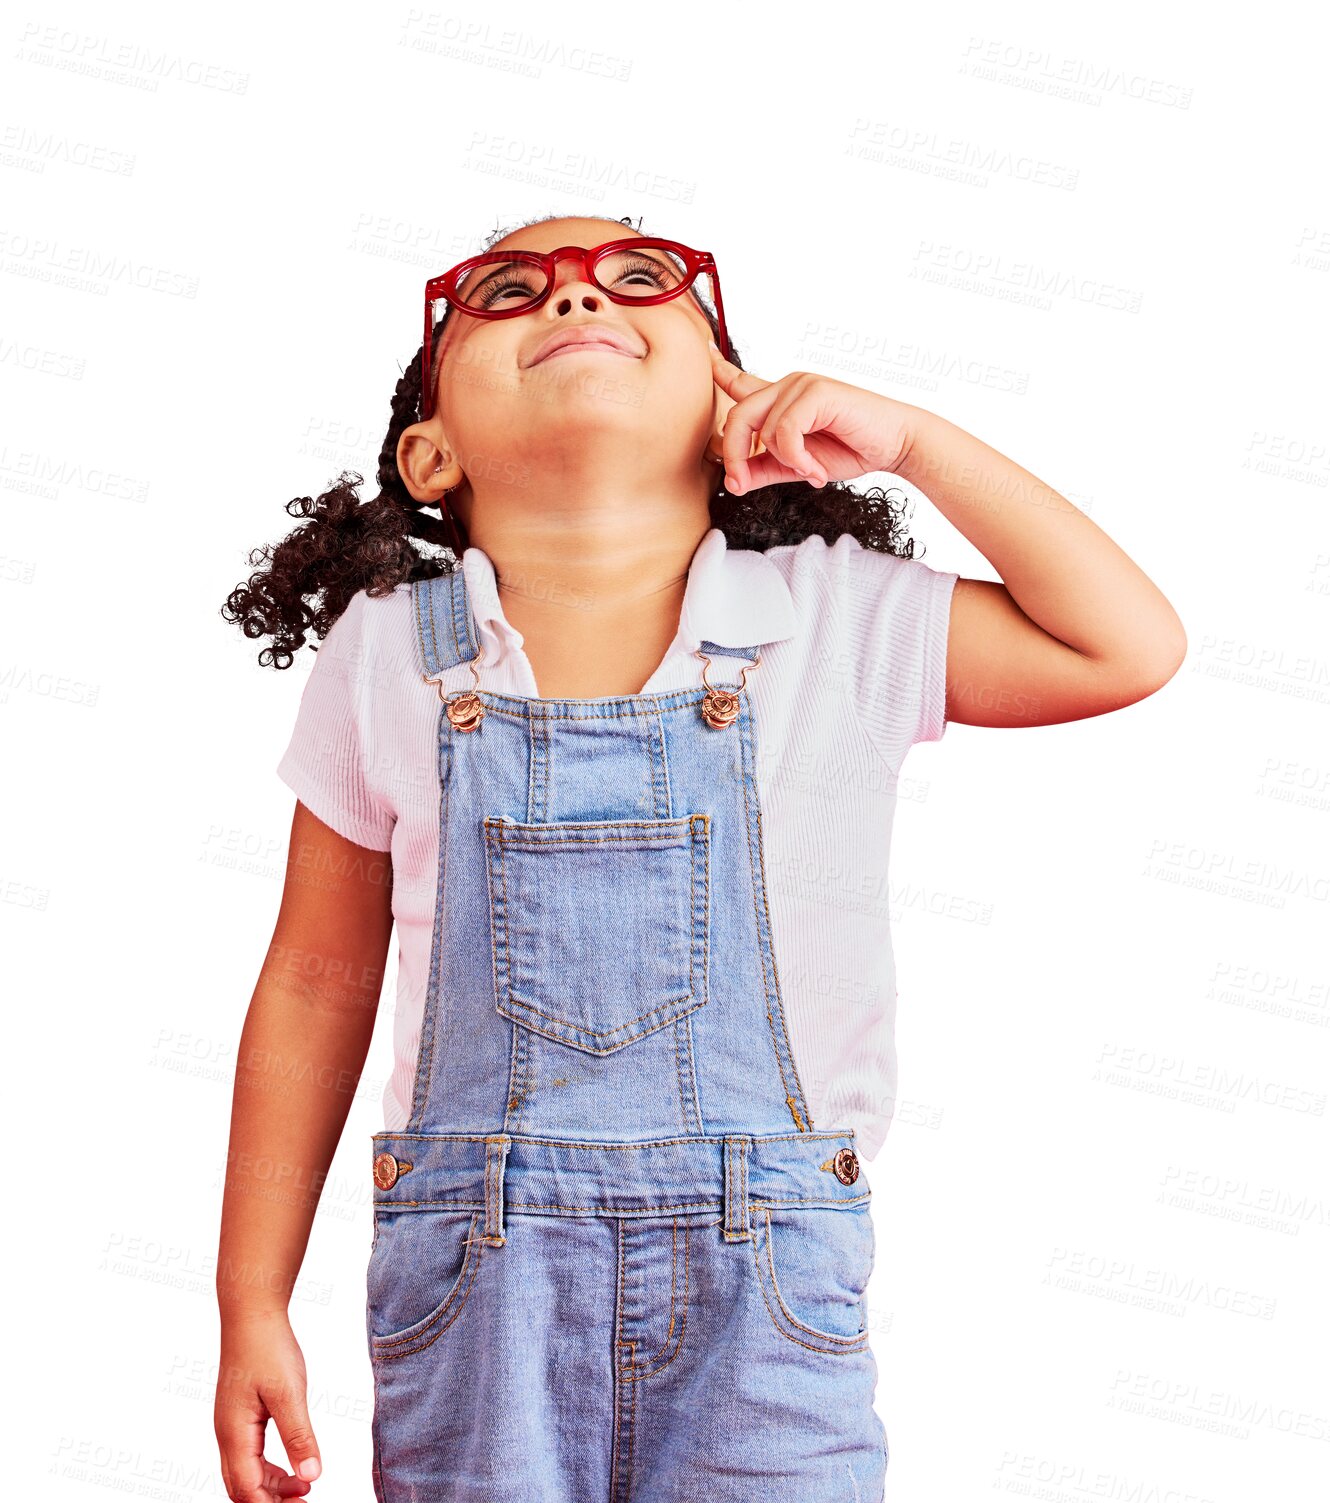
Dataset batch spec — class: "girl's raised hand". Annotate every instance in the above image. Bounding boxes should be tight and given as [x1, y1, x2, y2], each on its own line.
[709, 341, 920, 496]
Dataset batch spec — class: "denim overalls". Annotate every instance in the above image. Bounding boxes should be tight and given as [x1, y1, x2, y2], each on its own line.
[366, 565, 888, 1501]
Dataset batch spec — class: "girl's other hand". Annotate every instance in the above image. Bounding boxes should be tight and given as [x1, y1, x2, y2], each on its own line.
[215, 1310, 322, 1501]
[708, 341, 922, 496]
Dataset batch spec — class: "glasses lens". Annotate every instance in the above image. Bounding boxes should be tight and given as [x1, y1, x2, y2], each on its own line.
[603, 242, 717, 324]
[453, 254, 548, 313]
[449, 244, 702, 315]
[592, 243, 689, 299]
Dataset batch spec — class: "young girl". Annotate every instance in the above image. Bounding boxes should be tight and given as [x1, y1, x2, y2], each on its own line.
[213, 211, 1185, 1502]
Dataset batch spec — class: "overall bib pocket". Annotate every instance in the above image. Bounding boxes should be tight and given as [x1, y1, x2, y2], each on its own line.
[750, 1201, 875, 1354]
[484, 814, 711, 1055]
[367, 1208, 483, 1360]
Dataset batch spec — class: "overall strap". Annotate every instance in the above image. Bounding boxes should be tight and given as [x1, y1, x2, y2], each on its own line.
[411, 569, 480, 677]
[698, 638, 760, 659]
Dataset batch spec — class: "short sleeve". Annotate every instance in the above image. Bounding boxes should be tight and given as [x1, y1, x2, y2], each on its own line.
[275, 591, 396, 851]
[829, 532, 959, 774]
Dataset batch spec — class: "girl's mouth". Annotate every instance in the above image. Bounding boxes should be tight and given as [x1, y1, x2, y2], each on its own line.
[540, 342, 636, 361]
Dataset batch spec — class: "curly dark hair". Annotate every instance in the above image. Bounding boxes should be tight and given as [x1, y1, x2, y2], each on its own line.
[222, 210, 929, 668]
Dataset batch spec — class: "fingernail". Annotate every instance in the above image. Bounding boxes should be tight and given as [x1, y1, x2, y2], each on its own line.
[707, 339, 719, 352]
[298, 1459, 321, 1481]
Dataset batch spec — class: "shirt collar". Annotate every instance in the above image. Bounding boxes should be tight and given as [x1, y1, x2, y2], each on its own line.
[460, 527, 798, 661]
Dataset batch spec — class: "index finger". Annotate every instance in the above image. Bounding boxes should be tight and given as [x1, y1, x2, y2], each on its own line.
[708, 341, 770, 401]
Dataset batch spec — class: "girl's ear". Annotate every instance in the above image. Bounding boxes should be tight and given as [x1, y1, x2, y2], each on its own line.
[397, 422, 465, 503]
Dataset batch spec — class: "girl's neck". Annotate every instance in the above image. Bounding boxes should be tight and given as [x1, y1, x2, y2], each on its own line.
[477, 531, 704, 700]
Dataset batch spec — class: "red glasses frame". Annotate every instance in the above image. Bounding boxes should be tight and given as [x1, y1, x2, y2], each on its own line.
[419, 237, 730, 421]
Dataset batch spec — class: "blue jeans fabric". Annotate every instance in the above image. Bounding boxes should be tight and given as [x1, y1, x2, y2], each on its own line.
[367, 568, 888, 1501]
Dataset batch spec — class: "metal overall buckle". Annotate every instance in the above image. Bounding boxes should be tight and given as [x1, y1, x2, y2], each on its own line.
[695, 648, 760, 729]
[424, 642, 488, 732]
[426, 641, 761, 731]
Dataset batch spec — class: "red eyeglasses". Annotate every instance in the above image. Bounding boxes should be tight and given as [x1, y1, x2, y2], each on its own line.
[419, 237, 730, 422]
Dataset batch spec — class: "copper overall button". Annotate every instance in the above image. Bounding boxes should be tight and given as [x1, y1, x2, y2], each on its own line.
[832, 1147, 859, 1185]
[373, 1153, 400, 1190]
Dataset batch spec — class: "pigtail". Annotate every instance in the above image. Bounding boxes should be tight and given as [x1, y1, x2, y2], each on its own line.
[221, 343, 456, 670]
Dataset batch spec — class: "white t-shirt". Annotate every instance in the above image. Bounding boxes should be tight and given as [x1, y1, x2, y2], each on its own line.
[276, 527, 959, 1160]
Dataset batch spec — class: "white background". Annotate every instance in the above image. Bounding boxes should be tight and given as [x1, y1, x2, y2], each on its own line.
[3, 1, 1327, 1499]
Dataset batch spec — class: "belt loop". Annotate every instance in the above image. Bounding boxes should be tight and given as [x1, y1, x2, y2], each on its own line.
[482, 1135, 511, 1247]
[722, 1135, 752, 1242]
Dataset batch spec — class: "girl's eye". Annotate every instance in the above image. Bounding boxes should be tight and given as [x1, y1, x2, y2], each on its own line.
[610, 257, 676, 290]
[476, 271, 543, 309]
[474, 256, 677, 310]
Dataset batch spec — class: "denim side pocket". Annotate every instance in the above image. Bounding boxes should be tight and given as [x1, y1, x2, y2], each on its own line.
[751, 1202, 874, 1354]
[484, 813, 710, 1054]
[367, 1208, 483, 1360]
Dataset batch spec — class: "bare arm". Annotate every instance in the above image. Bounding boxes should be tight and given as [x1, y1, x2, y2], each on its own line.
[214, 800, 394, 1501]
[899, 408, 1188, 729]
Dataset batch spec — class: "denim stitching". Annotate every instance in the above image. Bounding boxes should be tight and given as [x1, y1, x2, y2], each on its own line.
[673, 1015, 702, 1135]
[611, 1219, 630, 1503]
[647, 700, 668, 820]
[622, 1216, 690, 1380]
[371, 1128, 857, 1147]
[673, 1017, 687, 1129]
[470, 688, 720, 722]
[405, 699, 450, 1132]
[735, 692, 789, 1120]
[486, 815, 710, 1052]
[419, 574, 438, 673]
[501, 1018, 526, 1135]
[530, 702, 547, 824]
[485, 818, 699, 842]
[736, 687, 810, 1130]
[488, 811, 514, 1051]
[624, 1215, 680, 1374]
[617, 1286, 638, 1501]
[448, 567, 473, 665]
[481, 1135, 509, 1246]
[693, 815, 710, 1095]
[377, 1198, 723, 1214]
[370, 1317, 386, 1500]
[371, 1209, 483, 1358]
[615, 1336, 637, 1502]
[518, 1024, 535, 1132]
[410, 578, 433, 678]
[751, 1205, 872, 1355]
[742, 1135, 749, 1224]
[497, 991, 702, 1043]
[374, 1194, 870, 1212]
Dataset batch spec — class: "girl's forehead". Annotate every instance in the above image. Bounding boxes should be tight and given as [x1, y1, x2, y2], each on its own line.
[490, 227, 639, 255]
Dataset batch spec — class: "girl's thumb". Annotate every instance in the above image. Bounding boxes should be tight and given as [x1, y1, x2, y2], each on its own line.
[267, 1383, 322, 1483]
